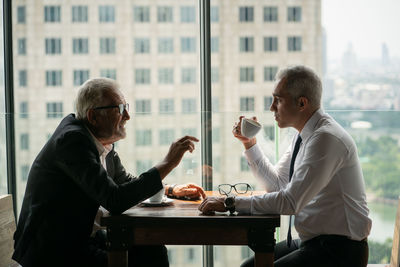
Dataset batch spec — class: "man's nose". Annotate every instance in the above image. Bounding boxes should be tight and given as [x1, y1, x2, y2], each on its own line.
[123, 109, 130, 120]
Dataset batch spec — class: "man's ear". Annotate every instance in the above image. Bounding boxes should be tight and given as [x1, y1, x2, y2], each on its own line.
[86, 109, 96, 125]
[298, 97, 308, 109]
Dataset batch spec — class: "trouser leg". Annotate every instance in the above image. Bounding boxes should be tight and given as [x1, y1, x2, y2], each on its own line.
[240, 239, 301, 267]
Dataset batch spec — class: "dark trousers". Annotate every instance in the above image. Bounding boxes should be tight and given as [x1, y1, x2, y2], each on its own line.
[87, 230, 169, 267]
[241, 235, 369, 267]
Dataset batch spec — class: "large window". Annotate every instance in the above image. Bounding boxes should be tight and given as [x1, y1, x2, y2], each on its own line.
[158, 6, 173, 22]
[5, 1, 399, 266]
[72, 6, 88, 23]
[99, 6, 115, 23]
[45, 38, 62, 55]
[239, 6, 254, 22]
[44, 6, 61, 23]
[100, 38, 116, 54]
[73, 38, 89, 54]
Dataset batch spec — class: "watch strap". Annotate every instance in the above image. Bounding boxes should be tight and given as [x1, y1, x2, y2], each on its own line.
[167, 184, 176, 197]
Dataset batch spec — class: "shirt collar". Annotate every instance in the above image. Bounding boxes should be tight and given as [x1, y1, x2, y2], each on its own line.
[299, 108, 325, 141]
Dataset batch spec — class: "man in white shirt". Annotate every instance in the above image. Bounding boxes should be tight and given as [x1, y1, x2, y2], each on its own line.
[199, 65, 372, 267]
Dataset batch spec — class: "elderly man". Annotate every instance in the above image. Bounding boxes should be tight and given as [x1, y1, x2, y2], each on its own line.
[199, 66, 371, 267]
[13, 78, 205, 267]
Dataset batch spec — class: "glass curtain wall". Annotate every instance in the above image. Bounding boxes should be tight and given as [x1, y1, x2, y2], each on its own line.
[12, 1, 201, 266]
[6, 0, 400, 265]
[0, 1, 7, 195]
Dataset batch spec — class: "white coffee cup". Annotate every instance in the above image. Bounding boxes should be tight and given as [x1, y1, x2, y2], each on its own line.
[149, 186, 165, 203]
[240, 118, 262, 138]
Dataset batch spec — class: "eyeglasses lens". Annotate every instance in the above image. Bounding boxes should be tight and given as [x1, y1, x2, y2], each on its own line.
[235, 183, 250, 194]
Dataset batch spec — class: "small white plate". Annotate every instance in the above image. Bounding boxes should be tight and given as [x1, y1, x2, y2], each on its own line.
[141, 197, 174, 207]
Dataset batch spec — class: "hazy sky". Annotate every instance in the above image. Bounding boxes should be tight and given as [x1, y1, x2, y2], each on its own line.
[322, 0, 400, 60]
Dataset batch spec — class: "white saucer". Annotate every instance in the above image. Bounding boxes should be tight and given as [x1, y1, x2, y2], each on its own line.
[141, 197, 174, 207]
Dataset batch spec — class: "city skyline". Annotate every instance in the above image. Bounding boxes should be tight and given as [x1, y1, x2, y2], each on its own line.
[322, 0, 400, 60]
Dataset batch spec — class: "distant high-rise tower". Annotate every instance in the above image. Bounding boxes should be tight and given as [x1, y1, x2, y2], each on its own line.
[381, 42, 390, 66]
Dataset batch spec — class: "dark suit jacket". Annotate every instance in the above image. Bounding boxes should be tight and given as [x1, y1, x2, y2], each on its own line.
[12, 114, 163, 267]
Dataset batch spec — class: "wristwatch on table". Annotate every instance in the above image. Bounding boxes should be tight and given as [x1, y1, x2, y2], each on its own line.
[167, 184, 176, 197]
[224, 196, 236, 214]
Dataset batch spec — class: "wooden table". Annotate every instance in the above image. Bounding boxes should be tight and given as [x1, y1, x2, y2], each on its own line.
[101, 192, 280, 267]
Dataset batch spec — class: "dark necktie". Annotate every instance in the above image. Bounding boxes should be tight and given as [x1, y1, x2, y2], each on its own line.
[287, 135, 302, 247]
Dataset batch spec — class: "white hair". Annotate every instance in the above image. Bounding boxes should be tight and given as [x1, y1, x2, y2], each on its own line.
[75, 78, 119, 120]
[276, 65, 322, 109]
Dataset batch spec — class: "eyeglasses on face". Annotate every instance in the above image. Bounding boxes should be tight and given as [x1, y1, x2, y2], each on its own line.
[93, 103, 129, 115]
[218, 183, 253, 196]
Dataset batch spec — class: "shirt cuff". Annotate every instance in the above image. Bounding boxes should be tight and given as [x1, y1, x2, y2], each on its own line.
[243, 143, 265, 164]
[234, 196, 252, 214]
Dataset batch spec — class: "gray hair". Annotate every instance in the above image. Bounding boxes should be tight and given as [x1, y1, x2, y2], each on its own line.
[276, 65, 322, 109]
[75, 77, 119, 120]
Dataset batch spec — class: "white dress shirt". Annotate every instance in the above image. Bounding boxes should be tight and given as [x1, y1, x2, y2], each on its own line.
[235, 109, 372, 241]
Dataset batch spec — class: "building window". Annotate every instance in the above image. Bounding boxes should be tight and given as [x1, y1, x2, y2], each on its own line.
[99, 6, 115, 22]
[211, 37, 219, 53]
[159, 99, 174, 114]
[135, 99, 151, 115]
[19, 70, 27, 87]
[239, 67, 254, 82]
[182, 158, 197, 174]
[181, 37, 196, 53]
[73, 70, 89, 86]
[135, 69, 151, 84]
[181, 67, 196, 84]
[158, 38, 174, 53]
[20, 102, 28, 118]
[264, 96, 273, 111]
[263, 125, 274, 140]
[46, 102, 63, 118]
[136, 160, 152, 174]
[288, 7, 302, 22]
[182, 128, 197, 137]
[264, 66, 278, 81]
[100, 38, 116, 54]
[18, 38, 26, 55]
[21, 165, 30, 182]
[134, 38, 150, 54]
[44, 6, 61, 22]
[288, 36, 302, 51]
[73, 38, 89, 54]
[182, 98, 196, 114]
[240, 156, 250, 171]
[211, 6, 219, 22]
[72, 6, 88, 22]
[100, 69, 116, 80]
[211, 67, 219, 83]
[212, 97, 219, 112]
[240, 97, 255, 112]
[264, 37, 278, 52]
[181, 6, 195, 23]
[20, 134, 29, 150]
[212, 128, 220, 143]
[135, 130, 152, 146]
[45, 38, 62, 55]
[158, 68, 174, 84]
[157, 6, 173, 22]
[134, 6, 150, 22]
[17, 6, 26, 23]
[239, 7, 253, 22]
[240, 37, 254, 52]
[46, 70, 62, 86]
[264, 7, 278, 22]
[159, 129, 175, 145]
